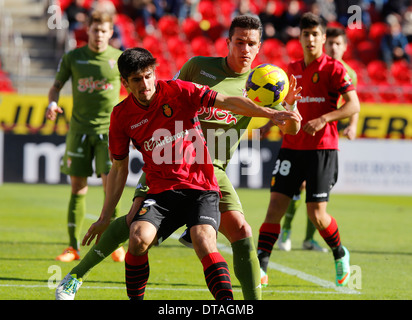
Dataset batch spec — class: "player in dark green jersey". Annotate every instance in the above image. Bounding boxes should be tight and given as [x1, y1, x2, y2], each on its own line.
[55, 14, 302, 300]
[46, 10, 124, 263]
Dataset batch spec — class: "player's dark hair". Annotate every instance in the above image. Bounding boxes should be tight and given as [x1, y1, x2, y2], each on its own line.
[118, 47, 157, 80]
[299, 12, 325, 33]
[326, 27, 347, 43]
[229, 15, 263, 40]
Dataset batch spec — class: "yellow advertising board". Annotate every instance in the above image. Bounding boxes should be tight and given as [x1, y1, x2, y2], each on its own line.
[1, 93, 412, 139]
[247, 103, 412, 140]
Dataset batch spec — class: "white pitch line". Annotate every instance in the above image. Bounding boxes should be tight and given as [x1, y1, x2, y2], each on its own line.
[84, 216, 360, 295]
[0, 284, 354, 295]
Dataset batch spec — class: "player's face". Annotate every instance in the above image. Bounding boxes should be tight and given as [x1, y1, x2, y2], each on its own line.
[226, 27, 261, 73]
[87, 22, 113, 52]
[300, 26, 326, 59]
[122, 68, 156, 106]
[325, 35, 347, 61]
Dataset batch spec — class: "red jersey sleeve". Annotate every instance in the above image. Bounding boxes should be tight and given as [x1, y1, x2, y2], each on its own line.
[175, 79, 218, 110]
[332, 60, 355, 95]
[108, 104, 130, 161]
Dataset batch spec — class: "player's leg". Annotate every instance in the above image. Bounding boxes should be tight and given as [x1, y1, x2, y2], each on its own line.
[219, 211, 261, 300]
[57, 132, 92, 262]
[125, 191, 180, 300]
[257, 191, 290, 286]
[96, 133, 121, 221]
[214, 169, 261, 300]
[55, 197, 143, 300]
[126, 220, 157, 300]
[306, 202, 349, 285]
[55, 175, 87, 262]
[278, 191, 301, 251]
[305, 150, 350, 286]
[257, 148, 303, 286]
[189, 190, 233, 300]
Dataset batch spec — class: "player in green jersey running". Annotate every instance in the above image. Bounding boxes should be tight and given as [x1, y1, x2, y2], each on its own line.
[46, 10, 125, 263]
[55, 14, 302, 300]
[275, 27, 359, 254]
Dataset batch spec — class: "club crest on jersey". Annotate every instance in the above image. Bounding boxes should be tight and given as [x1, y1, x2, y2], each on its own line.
[312, 72, 319, 83]
[138, 207, 148, 215]
[108, 59, 116, 69]
[162, 104, 173, 117]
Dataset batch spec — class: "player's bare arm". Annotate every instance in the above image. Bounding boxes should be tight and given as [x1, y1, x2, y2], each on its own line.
[257, 74, 303, 137]
[46, 80, 64, 121]
[303, 89, 360, 136]
[214, 93, 302, 133]
[343, 112, 359, 140]
[83, 156, 129, 246]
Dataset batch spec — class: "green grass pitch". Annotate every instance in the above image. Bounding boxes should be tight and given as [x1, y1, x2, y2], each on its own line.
[0, 183, 411, 300]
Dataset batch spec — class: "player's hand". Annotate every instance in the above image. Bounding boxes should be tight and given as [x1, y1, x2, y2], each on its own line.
[303, 117, 327, 136]
[284, 75, 302, 106]
[45, 103, 63, 121]
[343, 125, 356, 140]
[271, 110, 302, 127]
[82, 219, 111, 246]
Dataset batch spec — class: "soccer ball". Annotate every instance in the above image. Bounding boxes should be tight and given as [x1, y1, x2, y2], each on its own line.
[246, 64, 289, 109]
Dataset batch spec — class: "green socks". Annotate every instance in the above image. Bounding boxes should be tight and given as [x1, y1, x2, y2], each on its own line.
[305, 215, 318, 241]
[282, 196, 301, 230]
[68, 194, 86, 251]
[232, 237, 262, 300]
[70, 215, 129, 279]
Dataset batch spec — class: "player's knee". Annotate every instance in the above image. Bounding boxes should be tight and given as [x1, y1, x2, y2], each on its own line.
[128, 222, 155, 256]
[190, 225, 218, 259]
[128, 234, 150, 256]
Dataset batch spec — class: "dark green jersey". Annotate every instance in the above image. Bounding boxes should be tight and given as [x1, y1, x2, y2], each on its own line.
[55, 45, 122, 134]
[341, 60, 358, 87]
[176, 56, 252, 169]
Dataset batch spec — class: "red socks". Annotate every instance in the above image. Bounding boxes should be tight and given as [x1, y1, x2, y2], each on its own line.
[125, 251, 149, 300]
[201, 252, 233, 300]
[257, 223, 281, 273]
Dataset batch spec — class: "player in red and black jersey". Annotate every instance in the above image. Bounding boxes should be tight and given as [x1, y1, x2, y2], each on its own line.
[82, 48, 301, 300]
[257, 13, 360, 288]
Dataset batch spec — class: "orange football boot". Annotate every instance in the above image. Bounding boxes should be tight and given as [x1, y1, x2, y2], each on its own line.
[55, 247, 80, 262]
[111, 246, 126, 262]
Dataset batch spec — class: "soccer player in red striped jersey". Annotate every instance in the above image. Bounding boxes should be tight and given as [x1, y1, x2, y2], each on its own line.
[82, 48, 301, 300]
[257, 13, 360, 287]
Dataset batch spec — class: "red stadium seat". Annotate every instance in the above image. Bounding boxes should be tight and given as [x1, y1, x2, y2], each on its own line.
[262, 38, 284, 62]
[345, 25, 367, 46]
[191, 36, 212, 56]
[390, 60, 411, 84]
[286, 39, 303, 61]
[167, 36, 189, 60]
[357, 40, 379, 65]
[158, 15, 179, 38]
[142, 35, 162, 56]
[367, 60, 388, 84]
[206, 19, 224, 41]
[369, 22, 388, 46]
[197, 0, 217, 21]
[218, 0, 235, 27]
[182, 18, 202, 41]
[215, 37, 228, 57]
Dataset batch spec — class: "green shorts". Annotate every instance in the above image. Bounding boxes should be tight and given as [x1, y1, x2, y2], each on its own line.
[133, 165, 243, 214]
[61, 131, 112, 177]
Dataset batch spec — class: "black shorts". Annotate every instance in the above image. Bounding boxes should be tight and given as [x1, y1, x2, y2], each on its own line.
[270, 149, 338, 203]
[132, 189, 220, 244]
